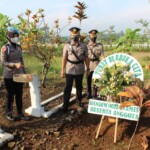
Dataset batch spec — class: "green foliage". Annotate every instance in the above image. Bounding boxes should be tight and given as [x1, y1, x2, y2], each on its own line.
[116, 28, 141, 53]
[0, 13, 11, 48]
[54, 44, 64, 56]
[23, 52, 43, 76]
[106, 25, 117, 47]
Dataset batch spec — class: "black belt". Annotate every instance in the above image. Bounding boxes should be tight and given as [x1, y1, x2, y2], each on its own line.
[67, 58, 83, 64]
[89, 58, 99, 62]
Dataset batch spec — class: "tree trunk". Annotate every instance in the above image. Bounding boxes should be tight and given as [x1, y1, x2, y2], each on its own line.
[42, 65, 49, 88]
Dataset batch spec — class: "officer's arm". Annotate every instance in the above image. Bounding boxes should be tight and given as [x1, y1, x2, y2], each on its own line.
[61, 44, 68, 77]
[85, 56, 89, 70]
[61, 56, 67, 73]
[1, 46, 15, 68]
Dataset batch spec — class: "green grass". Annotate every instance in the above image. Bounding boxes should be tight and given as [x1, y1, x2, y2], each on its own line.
[23, 53, 64, 86]
[23, 53, 43, 76]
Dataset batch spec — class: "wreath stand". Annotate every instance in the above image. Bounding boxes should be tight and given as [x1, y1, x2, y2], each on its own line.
[95, 97, 122, 143]
[95, 116, 119, 143]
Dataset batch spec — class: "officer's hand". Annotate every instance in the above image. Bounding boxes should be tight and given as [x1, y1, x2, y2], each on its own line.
[15, 63, 23, 69]
[61, 70, 65, 78]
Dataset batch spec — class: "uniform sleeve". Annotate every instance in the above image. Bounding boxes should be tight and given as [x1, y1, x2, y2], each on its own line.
[1, 45, 15, 68]
[63, 44, 68, 57]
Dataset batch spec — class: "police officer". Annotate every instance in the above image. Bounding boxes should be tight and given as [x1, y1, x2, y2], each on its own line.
[61, 27, 89, 112]
[87, 29, 105, 99]
[1, 27, 29, 121]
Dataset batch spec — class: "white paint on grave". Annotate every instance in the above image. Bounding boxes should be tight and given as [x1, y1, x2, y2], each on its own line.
[25, 75, 44, 117]
[0, 132, 14, 147]
[25, 75, 78, 118]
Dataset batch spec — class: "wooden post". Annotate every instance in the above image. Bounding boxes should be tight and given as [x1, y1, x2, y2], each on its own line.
[95, 96, 122, 142]
[113, 96, 122, 143]
[114, 117, 118, 143]
[95, 115, 104, 139]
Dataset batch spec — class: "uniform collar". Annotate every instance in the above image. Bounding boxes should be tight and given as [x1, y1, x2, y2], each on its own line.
[88, 41, 97, 46]
[7, 42, 18, 48]
[70, 40, 80, 46]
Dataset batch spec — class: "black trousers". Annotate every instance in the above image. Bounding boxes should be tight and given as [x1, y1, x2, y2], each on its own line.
[87, 71, 97, 97]
[63, 74, 83, 109]
[4, 78, 23, 115]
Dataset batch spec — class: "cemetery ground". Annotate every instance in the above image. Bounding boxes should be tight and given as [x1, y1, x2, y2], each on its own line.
[0, 81, 150, 150]
[0, 51, 150, 150]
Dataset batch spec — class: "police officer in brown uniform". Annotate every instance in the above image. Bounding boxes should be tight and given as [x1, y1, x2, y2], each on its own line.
[1, 27, 29, 121]
[61, 27, 89, 112]
[87, 29, 104, 99]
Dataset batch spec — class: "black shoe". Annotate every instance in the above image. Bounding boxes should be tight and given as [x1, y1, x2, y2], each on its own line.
[60, 107, 68, 113]
[17, 114, 29, 121]
[62, 108, 68, 113]
[6, 114, 15, 121]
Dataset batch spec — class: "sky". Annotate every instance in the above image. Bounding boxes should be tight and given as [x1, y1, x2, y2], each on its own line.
[1, 0, 150, 36]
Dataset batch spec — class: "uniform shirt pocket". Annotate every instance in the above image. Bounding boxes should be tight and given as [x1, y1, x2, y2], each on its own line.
[77, 48, 85, 57]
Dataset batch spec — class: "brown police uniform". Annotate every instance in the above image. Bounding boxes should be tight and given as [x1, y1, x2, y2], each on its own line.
[62, 27, 88, 111]
[1, 42, 25, 78]
[1, 42, 25, 116]
[63, 41, 87, 75]
[88, 42, 104, 71]
[87, 30, 104, 98]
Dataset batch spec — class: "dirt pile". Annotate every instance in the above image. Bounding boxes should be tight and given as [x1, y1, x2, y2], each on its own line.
[0, 85, 150, 150]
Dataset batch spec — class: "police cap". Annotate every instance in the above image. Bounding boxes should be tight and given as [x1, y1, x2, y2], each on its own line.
[69, 27, 81, 36]
[89, 29, 98, 37]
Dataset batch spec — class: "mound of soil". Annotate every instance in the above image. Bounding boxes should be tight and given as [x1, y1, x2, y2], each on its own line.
[0, 83, 150, 150]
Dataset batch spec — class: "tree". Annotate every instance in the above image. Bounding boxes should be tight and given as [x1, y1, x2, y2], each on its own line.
[136, 19, 150, 50]
[73, 1, 88, 26]
[17, 9, 72, 87]
[106, 25, 117, 48]
[116, 28, 141, 53]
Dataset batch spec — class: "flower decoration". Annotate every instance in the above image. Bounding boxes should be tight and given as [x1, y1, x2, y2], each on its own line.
[94, 62, 135, 102]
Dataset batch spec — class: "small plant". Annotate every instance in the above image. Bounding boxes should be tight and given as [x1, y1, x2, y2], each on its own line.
[117, 86, 150, 150]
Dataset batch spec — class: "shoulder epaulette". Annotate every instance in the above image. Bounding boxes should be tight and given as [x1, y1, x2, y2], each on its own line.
[65, 40, 71, 44]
